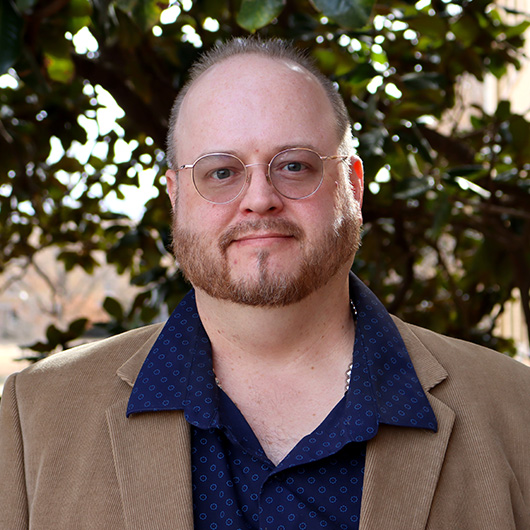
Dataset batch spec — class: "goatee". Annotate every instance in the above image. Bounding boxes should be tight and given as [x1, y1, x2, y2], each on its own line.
[171, 189, 361, 306]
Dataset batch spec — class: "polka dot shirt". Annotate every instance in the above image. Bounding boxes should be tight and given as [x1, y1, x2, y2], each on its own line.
[128, 273, 437, 529]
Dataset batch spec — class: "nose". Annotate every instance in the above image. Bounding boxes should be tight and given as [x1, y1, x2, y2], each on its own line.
[237, 164, 284, 215]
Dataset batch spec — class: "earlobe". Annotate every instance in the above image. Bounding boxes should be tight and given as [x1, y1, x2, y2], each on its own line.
[348, 155, 364, 205]
[166, 170, 178, 207]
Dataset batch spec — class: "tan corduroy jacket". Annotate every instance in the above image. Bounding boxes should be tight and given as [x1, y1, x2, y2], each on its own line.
[1, 316, 530, 529]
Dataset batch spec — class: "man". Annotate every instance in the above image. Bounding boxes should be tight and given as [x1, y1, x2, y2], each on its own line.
[1, 37, 529, 530]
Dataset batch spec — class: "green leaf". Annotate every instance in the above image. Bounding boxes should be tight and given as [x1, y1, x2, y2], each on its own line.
[394, 176, 434, 199]
[115, 0, 138, 12]
[310, 0, 374, 29]
[401, 72, 445, 91]
[408, 13, 447, 40]
[236, 0, 286, 32]
[46, 324, 63, 349]
[67, 318, 89, 337]
[116, 0, 167, 32]
[14, 0, 36, 12]
[44, 53, 75, 83]
[0, 0, 23, 74]
[57, 251, 82, 271]
[444, 166, 485, 181]
[103, 296, 124, 321]
[429, 191, 451, 239]
[451, 14, 480, 47]
[69, 0, 92, 17]
[504, 20, 530, 39]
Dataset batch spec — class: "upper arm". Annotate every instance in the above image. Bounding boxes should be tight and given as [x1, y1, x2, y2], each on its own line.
[0, 373, 29, 530]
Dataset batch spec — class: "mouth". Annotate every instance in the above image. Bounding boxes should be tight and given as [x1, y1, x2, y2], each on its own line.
[231, 233, 295, 249]
[235, 232, 293, 242]
[219, 219, 303, 252]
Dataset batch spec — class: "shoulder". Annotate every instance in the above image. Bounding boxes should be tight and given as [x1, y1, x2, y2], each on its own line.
[396, 316, 529, 373]
[393, 315, 530, 408]
[7, 323, 164, 405]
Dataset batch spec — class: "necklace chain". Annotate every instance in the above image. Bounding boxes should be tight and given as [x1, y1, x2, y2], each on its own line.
[215, 300, 357, 394]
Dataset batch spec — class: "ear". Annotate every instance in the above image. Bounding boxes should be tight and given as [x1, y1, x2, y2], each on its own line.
[348, 155, 364, 206]
[166, 169, 178, 207]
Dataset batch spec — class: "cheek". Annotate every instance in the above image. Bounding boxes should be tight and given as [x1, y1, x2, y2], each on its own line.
[176, 193, 234, 235]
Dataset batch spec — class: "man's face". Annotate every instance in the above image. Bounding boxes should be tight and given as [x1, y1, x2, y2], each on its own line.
[167, 55, 363, 306]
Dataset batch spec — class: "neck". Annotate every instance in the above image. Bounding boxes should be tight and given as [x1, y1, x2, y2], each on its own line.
[194, 270, 353, 372]
[194, 270, 356, 465]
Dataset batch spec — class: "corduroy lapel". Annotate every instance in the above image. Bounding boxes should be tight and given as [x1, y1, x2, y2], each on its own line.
[107, 329, 194, 529]
[359, 318, 455, 529]
[106, 399, 193, 530]
[360, 396, 455, 529]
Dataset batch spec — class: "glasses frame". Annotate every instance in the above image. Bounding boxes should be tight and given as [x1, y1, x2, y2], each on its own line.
[177, 147, 348, 205]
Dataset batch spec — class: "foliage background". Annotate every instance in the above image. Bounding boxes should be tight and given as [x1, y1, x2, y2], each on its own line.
[1, 0, 529, 358]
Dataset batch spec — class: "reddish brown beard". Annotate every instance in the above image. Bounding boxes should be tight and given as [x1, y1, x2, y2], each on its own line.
[171, 192, 361, 307]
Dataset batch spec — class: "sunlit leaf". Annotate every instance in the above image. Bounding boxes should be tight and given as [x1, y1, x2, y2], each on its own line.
[44, 53, 75, 83]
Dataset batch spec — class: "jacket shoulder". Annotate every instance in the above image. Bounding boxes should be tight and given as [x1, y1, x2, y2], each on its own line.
[393, 316, 530, 404]
[11, 323, 164, 402]
[399, 317, 528, 371]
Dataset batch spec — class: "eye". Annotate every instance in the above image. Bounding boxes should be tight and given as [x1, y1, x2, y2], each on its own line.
[210, 167, 234, 180]
[282, 161, 304, 172]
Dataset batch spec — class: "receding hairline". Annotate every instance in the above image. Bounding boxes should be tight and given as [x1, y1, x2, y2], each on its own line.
[166, 37, 354, 169]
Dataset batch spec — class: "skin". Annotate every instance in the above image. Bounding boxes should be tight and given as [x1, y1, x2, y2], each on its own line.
[166, 54, 364, 464]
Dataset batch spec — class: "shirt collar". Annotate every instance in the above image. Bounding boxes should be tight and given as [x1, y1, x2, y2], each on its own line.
[127, 274, 437, 433]
[349, 273, 437, 431]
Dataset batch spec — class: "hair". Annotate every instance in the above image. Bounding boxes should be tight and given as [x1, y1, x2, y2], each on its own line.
[165, 36, 355, 170]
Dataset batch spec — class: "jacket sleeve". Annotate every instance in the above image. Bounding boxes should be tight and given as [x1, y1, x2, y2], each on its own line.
[0, 373, 29, 530]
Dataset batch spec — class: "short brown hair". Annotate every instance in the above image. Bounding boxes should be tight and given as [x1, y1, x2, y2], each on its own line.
[166, 36, 354, 169]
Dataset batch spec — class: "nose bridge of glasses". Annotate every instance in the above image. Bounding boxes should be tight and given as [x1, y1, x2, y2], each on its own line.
[244, 161, 272, 187]
[244, 162, 268, 168]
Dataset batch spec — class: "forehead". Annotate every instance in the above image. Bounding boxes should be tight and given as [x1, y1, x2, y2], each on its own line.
[175, 55, 338, 160]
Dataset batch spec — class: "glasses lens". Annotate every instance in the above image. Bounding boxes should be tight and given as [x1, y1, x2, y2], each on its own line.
[193, 154, 246, 203]
[270, 149, 323, 199]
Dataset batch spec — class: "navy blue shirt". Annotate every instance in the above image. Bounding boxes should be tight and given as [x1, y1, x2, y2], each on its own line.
[128, 274, 437, 529]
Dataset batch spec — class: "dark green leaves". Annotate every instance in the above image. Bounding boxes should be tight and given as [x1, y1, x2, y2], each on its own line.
[235, 0, 375, 32]
[1, 0, 528, 365]
[236, 0, 285, 32]
[26, 319, 88, 357]
[103, 296, 124, 322]
[0, 0, 23, 74]
[311, 0, 374, 29]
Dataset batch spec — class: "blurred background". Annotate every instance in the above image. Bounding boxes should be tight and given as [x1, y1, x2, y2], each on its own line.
[1, 0, 529, 392]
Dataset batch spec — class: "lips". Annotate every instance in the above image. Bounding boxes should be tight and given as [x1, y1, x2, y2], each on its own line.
[219, 219, 303, 252]
[235, 232, 292, 242]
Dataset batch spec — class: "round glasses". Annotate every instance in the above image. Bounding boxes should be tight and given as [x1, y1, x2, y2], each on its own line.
[177, 148, 347, 204]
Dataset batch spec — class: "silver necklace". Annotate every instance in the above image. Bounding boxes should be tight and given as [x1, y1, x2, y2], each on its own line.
[216, 300, 357, 394]
[345, 361, 353, 394]
[345, 299, 357, 393]
[216, 361, 354, 393]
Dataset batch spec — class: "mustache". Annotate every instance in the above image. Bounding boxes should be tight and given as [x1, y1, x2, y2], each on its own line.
[219, 219, 304, 252]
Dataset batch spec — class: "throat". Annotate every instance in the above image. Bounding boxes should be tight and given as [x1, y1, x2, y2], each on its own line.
[217, 364, 352, 466]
